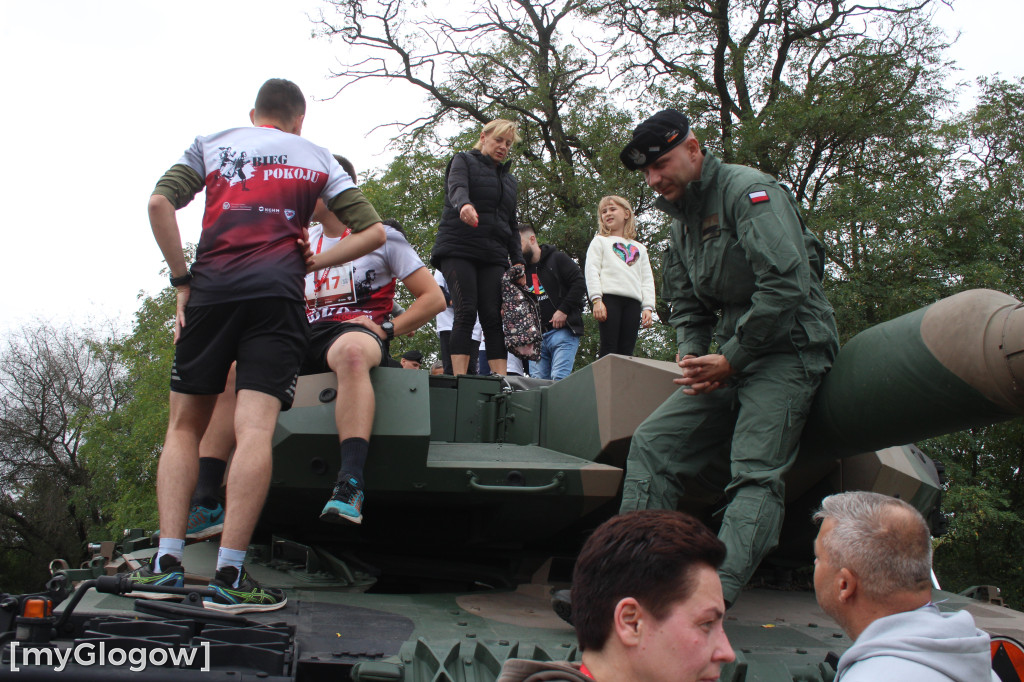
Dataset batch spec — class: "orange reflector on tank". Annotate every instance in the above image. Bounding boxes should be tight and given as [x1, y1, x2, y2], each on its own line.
[992, 636, 1024, 682]
[21, 598, 53, 619]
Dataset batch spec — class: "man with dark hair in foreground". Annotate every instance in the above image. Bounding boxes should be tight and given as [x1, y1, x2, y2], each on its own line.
[813, 492, 997, 681]
[134, 78, 385, 613]
[499, 510, 734, 682]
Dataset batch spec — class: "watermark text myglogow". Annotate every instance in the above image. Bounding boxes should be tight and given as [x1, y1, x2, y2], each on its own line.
[8, 640, 211, 672]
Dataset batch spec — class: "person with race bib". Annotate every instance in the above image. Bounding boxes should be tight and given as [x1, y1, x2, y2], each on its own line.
[132, 80, 386, 613]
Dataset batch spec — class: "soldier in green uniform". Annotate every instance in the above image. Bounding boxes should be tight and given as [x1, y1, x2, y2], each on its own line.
[618, 109, 839, 605]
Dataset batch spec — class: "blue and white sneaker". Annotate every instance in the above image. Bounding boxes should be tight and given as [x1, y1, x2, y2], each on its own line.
[186, 503, 225, 539]
[320, 478, 364, 525]
[151, 503, 225, 543]
[205, 565, 287, 613]
[124, 554, 185, 600]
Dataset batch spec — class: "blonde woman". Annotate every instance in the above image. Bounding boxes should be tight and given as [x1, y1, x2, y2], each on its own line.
[430, 119, 525, 375]
[585, 195, 655, 357]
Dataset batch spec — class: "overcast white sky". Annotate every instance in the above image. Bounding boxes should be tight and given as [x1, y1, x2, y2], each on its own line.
[0, 0, 1020, 338]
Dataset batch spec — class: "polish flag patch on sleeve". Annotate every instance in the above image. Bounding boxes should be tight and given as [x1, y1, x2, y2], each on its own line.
[748, 190, 770, 204]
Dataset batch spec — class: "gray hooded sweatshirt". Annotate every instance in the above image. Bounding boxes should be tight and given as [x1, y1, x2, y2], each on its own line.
[837, 603, 997, 681]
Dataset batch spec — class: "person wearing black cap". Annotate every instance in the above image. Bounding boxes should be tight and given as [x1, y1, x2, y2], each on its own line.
[400, 349, 424, 369]
[617, 109, 840, 606]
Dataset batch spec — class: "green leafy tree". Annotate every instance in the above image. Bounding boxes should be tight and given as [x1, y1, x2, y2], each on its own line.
[314, 0, 646, 267]
[80, 288, 177, 537]
[915, 77, 1024, 608]
[926, 423, 1024, 608]
[937, 77, 1024, 300]
[0, 323, 124, 591]
[593, 0, 952, 177]
[591, 0, 957, 335]
[320, 0, 706, 365]
[313, 0, 960, 358]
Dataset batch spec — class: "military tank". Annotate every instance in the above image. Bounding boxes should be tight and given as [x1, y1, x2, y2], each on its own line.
[3, 288, 1024, 681]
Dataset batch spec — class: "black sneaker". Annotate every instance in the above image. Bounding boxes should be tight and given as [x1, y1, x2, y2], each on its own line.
[205, 565, 287, 613]
[124, 554, 185, 600]
[320, 477, 364, 524]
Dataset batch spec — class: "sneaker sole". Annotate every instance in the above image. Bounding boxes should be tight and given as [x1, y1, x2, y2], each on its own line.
[319, 509, 363, 525]
[124, 568, 186, 601]
[124, 590, 183, 601]
[204, 596, 288, 614]
[187, 523, 225, 540]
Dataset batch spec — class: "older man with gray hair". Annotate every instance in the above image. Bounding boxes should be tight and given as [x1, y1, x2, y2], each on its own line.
[813, 491, 997, 681]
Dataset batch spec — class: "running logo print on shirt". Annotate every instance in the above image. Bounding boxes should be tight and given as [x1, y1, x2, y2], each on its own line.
[613, 242, 640, 266]
[215, 146, 255, 191]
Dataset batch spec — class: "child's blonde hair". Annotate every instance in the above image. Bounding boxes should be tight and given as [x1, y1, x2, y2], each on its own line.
[597, 195, 637, 240]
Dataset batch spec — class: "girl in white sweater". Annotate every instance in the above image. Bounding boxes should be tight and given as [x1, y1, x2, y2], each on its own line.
[585, 195, 656, 357]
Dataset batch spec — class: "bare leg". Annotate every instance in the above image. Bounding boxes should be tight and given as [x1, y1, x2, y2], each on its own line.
[451, 353, 471, 375]
[198, 363, 237, 464]
[157, 392, 218, 539]
[326, 333, 381, 439]
[219, 389, 281, 551]
[488, 357, 508, 375]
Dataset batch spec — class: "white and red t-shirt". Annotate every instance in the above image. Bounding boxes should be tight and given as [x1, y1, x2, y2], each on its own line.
[176, 126, 356, 305]
[305, 223, 425, 325]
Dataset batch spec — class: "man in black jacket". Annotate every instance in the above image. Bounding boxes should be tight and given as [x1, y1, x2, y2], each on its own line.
[519, 223, 587, 380]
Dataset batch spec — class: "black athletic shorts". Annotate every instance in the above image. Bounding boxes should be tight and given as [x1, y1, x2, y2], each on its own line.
[171, 297, 309, 408]
[301, 321, 389, 375]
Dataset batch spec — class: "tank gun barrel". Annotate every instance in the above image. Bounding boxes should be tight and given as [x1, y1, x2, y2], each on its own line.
[802, 289, 1024, 459]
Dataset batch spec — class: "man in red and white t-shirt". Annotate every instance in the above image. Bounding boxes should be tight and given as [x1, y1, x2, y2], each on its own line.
[188, 157, 444, 532]
[138, 79, 386, 613]
[303, 174, 444, 524]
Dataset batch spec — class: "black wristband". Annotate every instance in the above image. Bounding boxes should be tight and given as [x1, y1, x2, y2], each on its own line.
[169, 271, 193, 287]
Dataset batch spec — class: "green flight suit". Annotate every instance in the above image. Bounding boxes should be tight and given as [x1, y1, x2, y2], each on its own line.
[619, 152, 839, 604]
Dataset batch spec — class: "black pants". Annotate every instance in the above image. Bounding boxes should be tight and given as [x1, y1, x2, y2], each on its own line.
[440, 258, 506, 360]
[438, 331, 479, 375]
[598, 293, 642, 357]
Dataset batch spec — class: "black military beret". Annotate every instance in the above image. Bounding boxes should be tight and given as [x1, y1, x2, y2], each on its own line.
[619, 109, 690, 170]
[401, 349, 424, 362]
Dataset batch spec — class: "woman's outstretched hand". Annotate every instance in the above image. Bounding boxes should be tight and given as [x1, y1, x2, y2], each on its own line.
[460, 204, 479, 227]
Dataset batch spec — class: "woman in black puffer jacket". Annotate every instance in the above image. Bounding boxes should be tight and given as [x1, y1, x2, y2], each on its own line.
[430, 119, 525, 375]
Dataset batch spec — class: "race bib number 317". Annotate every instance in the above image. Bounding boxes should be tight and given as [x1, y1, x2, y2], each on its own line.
[306, 263, 356, 306]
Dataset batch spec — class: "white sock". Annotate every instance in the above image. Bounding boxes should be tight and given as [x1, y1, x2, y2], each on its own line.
[155, 538, 185, 572]
[216, 547, 247, 587]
